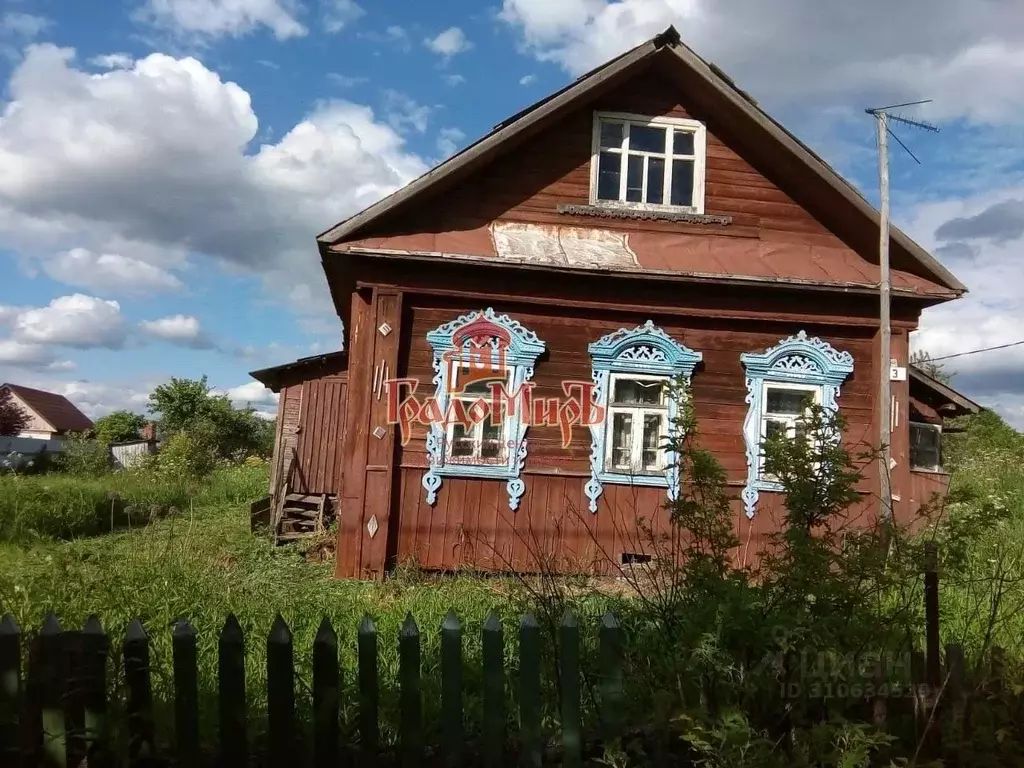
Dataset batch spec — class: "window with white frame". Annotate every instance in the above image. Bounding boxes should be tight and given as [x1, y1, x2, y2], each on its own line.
[421, 308, 546, 512]
[585, 321, 703, 513]
[759, 383, 821, 479]
[591, 113, 706, 212]
[605, 374, 671, 475]
[739, 331, 854, 519]
[910, 422, 942, 471]
[445, 366, 512, 466]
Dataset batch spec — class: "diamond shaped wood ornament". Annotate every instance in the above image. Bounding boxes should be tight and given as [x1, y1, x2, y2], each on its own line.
[378, 322, 392, 337]
[367, 515, 379, 539]
[372, 426, 387, 440]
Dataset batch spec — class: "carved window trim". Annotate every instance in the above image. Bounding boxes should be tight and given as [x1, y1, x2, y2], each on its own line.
[422, 308, 546, 511]
[739, 331, 854, 519]
[585, 320, 703, 513]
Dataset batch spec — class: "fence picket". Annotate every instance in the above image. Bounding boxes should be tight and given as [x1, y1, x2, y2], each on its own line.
[599, 611, 623, 746]
[313, 617, 340, 768]
[81, 616, 109, 762]
[482, 611, 504, 768]
[267, 614, 295, 767]
[358, 615, 379, 761]
[400, 613, 422, 768]
[39, 614, 67, 768]
[518, 614, 541, 768]
[0, 615, 21, 767]
[218, 614, 247, 768]
[560, 611, 582, 768]
[441, 610, 462, 766]
[123, 619, 154, 766]
[172, 620, 199, 767]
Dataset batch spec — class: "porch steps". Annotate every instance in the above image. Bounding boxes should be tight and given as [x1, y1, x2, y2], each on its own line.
[274, 493, 334, 544]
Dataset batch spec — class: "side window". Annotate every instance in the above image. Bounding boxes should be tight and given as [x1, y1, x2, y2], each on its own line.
[740, 331, 854, 518]
[422, 308, 545, 511]
[586, 320, 702, 513]
[910, 422, 942, 471]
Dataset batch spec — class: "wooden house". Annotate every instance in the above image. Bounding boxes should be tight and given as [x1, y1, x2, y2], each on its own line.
[0, 383, 94, 443]
[252, 27, 979, 579]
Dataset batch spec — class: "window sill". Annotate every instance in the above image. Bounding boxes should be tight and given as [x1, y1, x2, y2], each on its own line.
[596, 470, 670, 488]
[910, 467, 949, 476]
[557, 204, 733, 226]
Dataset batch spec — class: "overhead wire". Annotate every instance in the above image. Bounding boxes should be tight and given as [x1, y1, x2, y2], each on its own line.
[927, 339, 1024, 362]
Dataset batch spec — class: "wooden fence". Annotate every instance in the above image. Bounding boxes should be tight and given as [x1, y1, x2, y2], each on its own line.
[0, 609, 621, 768]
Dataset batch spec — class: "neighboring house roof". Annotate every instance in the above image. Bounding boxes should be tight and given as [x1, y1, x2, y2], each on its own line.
[318, 26, 965, 299]
[250, 351, 347, 393]
[908, 365, 981, 421]
[1, 383, 94, 434]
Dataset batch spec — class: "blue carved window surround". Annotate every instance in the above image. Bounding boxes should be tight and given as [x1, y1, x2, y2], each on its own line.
[739, 330, 854, 519]
[422, 308, 546, 511]
[585, 320, 703, 513]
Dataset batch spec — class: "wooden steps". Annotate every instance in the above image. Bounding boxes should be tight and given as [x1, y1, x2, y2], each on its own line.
[274, 493, 334, 544]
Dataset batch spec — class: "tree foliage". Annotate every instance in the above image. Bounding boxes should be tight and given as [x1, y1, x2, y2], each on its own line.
[0, 388, 29, 437]
[910, 348, 953, 384]
[93, 410, 147, 444]
[147, 376, 274, 463]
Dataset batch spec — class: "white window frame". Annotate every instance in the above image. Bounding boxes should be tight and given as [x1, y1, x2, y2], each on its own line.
[443, 363, 514, 466]
[603, 372, 672, 476]
[759, 382, 822, 480]
[909, 421, 943, 473]
[589, 111, 707, 214]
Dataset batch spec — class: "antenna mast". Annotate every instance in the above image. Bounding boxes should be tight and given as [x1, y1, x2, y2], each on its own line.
[864, 100, 938, 521]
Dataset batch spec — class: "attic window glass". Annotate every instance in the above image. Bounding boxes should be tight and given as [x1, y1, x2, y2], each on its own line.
[910, 422, 942, 472]
[593, 113, 706, 213]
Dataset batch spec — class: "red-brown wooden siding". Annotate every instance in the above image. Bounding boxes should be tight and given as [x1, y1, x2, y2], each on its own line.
[390, 298, 879, 572]
[290, 375, 348, 496]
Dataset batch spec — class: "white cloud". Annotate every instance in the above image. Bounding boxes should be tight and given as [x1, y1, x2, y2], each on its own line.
[89, 53, 134, 70]
[424, 27, 472, 59]
[436, 127, 465, 158]
[0, 340, 66, 370]
[443, 74, 466, 86]
[382, 90, 431, 134]
[327, 73, 367, 88]
[9, 294, 127, 349]
[519, 74, 536, 86]
[43, 248, 184, 294]
[139, 314, 216, 349]
[323, 0, 364, 33]
[1, 12, 51, 39]
[0, 44, 428, 323]
[498, 0, 1024, 125]
[220, 381, 280, 407]
[135, 0, 307, 41]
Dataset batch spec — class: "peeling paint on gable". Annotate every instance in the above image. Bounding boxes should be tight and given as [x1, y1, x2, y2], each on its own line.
[490, 222, 639, 269]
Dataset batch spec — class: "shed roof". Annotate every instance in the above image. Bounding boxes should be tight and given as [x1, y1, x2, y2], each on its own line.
[318, 26, 964, 298]
[908, 366, 982, 419]
[1, 383, 94, 434]
[249, 351, 347, 393]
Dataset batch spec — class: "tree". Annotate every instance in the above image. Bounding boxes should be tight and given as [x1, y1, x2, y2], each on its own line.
[147, 376, 275, 462]
[910, 349, 953, 384]
[93, 410, 147, 444]
[0, 388, 29, 436]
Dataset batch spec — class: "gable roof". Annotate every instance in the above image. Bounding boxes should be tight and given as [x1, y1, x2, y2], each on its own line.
[2, 383, 94, 434]
[318, 26, 964, 297]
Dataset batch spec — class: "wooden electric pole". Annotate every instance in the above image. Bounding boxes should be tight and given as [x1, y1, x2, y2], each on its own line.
[865, 100, 938, 520]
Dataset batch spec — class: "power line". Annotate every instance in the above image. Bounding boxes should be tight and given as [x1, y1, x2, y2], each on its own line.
[928, 339, 1024, 362]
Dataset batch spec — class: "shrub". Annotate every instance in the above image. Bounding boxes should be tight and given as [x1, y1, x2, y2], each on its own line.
[153, 431, 218, 480]
[57, 432, 111, 476]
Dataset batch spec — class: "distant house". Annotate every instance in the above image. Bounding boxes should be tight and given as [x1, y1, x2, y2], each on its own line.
[0, 383, 94, 443]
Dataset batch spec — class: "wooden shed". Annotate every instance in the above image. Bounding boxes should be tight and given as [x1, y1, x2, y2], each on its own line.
[250, 352, 348, 542]
[256, 27, 979, 578]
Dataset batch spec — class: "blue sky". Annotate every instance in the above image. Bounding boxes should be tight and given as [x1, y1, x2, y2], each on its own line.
[2, 0, 1024, 425]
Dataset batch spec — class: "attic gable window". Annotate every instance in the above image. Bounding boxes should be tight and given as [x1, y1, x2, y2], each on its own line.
[591, 112, 706, 213]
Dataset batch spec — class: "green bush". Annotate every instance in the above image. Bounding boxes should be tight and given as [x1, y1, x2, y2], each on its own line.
[57, 432, 112, 476]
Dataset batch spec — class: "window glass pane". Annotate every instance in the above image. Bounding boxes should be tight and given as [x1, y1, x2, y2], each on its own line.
[672, 130, 695, 156]
[460, 375, 505, 395]
[642, 413, 662, 470]
[611, 412, 633, 469]
[911, 423, 941, 468]
[450, 422, 474, 458]
[612, 378, 664, 406]
[764, 419, 787, 441]
[599, 120, 624, 149]
[766, 388, 810, 416]
[626, 155, 643, 202]
[670, 159, 694, 206]
[647, 157, 665, 204]
[597, 152, 622, 200]
[629, 124, 667, 153]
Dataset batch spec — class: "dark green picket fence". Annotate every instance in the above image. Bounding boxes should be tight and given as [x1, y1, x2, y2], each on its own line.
[0, 609, 623, 767]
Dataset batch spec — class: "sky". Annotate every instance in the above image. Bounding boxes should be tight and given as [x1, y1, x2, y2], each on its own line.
[1, 0, 1023, 426]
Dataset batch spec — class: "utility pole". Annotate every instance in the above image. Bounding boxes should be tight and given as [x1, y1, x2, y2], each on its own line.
[865, 100, 938, 520]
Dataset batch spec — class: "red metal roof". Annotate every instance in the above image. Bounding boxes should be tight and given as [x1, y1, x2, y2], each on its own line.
[2, 384, 94, 434]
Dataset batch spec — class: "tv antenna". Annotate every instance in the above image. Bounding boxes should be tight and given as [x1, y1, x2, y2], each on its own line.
[864, 99, 939, 523]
